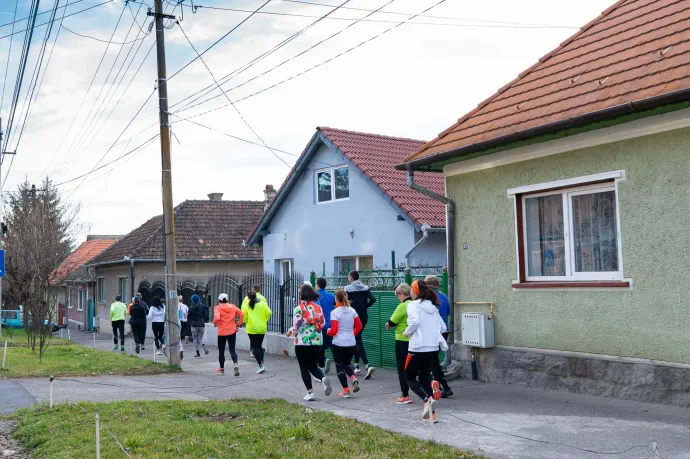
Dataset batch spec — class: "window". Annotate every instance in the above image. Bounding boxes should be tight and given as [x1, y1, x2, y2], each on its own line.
[77, 289, 85, 312]
[98, 278, 105, 303]
[510, 172, 625, 285]
[67, 288, 73, 309]
[316, 165, 349, 203]
[119, 278, 128, 302]
[337, 256, 374, 273]
[279, 259, 293, 284]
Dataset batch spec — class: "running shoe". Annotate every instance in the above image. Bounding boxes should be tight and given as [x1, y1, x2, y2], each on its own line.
[249, 350, 254, 358]
[441, 388, 454, 398]
[353, 365, 361, 375]
[216, 367, 225, 375]
[141, 346, 145, 351]
[351, 378, 360, 393]
[120, 346, 125, 352]
[156, 351, 162, 356]
[162, 346, 168, 357]
[194, 353, 200, 359]
[422, 401, 432, 420]
[365, 365, 375, 380]
[339, 390, 352, 399]
[396, 396, 412, 405]
[322, 376, 332, 396]
[256, 365, 266, 374]
[203, 344, 209, 355]
[324, 358, 332, 374]
[303, 392, 316, 401]
[431, 380, 442, 401]
[233, 365, 240, 377]
[135, 344, 140, 354]
[429, 412, 439, 424]
[113, 345, 118, 351]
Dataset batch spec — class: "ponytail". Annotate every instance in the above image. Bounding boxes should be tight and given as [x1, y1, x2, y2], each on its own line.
[248, 292, 257, 309]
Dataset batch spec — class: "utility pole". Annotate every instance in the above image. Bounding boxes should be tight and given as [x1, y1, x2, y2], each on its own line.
[149, 0, 180, 366]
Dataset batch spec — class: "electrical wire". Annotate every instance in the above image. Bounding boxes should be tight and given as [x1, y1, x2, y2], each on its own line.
[176, 21, 291, 168]
[0, 0, 89, 30]
[60, 24, 145, 45]
[0, 0, 20, 118]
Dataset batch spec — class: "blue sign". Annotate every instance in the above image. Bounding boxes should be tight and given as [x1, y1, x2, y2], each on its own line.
[0, 249, 5, 277]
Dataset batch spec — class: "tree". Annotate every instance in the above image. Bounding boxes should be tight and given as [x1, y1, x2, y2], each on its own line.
[3, 178, 80, 361]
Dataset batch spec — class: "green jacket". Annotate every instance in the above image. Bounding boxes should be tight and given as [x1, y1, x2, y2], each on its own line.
[110, 301, 127, 321]
[241, 295, 272, 334]
[388, 299, 411, 342]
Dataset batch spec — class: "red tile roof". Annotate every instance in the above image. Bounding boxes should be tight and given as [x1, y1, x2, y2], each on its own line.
[52, 238, 119, 284]
[403, 0, 690, 165]
[319, 128, 446, 228]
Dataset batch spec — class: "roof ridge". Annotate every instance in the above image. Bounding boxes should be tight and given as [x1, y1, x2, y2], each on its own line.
[318, 126, 426, 144]
[407, 0, 632, 161]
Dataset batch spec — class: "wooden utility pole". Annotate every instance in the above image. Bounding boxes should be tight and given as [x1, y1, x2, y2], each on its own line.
[149, 0, 180, 366]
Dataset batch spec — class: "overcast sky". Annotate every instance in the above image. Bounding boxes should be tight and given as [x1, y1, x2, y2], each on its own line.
[0, 0, 612, 241]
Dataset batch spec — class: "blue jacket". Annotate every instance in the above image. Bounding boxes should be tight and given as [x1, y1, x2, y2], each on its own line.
[316, 289, 335, 329]
[435, 289, 450, 328]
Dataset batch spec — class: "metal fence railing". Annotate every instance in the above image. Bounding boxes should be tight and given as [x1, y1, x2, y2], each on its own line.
[316, 267, 447, 291]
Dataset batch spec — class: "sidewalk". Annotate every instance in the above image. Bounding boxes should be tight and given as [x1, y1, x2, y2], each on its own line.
[11, 331, 690, 459]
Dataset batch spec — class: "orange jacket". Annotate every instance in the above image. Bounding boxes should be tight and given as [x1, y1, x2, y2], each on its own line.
[213, 303, 244, 336]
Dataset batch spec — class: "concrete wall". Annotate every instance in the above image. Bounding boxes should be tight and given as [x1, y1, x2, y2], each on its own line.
[447, 127, 690, 364]
[263, 142, 444, 278]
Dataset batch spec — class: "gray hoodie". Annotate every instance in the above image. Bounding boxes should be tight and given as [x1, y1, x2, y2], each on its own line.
[345, 280, 376, 324]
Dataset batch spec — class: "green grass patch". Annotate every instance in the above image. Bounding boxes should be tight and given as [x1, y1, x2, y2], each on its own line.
[10, 400, 485, 458]
[0, 330, 178, 378]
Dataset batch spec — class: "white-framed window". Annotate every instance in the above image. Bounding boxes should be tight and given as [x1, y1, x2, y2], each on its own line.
[97, 278, 106, 303]
[316, 165, 349, 203]
[509, 171, 624, 283]
[336, 256, 374, 274]
[279, 259, 293, 284]
[67, 288, 73, 309]
[118, 278, 128, 302]
[77, 289, 85, 312]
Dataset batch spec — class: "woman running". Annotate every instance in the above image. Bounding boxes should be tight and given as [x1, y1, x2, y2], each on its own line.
[386, 283, 412, 404]
[213, 293, 244, 376]
[129, 296, 147, 355]
[148, 296, 166, 355]
[241, 292, 272, 374]
[188, 294, 209, 358]
[404, 280, 448, 423]
[327, 289, 362, 398]
[287, 283, 331, 401]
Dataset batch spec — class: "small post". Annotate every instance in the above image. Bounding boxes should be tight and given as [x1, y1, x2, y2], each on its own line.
[2, 340, 7, 369]
[49, 375, 54, 408]
[60, 329, 63, 339]
[391, 251, 396, 273]
[67, 329, 71, 341]
[404, 268, 412, 285]
[93, 331, 96, 348]
[441, 266, 448, 295]
[309, 272, 315, 287]
[95, 413, 101, 459]
[322, 262, 325, 277]
[153, 344, 156, 363]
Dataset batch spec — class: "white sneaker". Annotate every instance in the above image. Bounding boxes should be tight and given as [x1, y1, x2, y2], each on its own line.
[354, 366, 362, 375]
[365, 365, 375, 380]
[324, 358, 332, 374]
[250, 350, 254, 358]
[256, 365, 266, 374]
[322, 376, 332, 396]
[156, 351, 162, 356]
[303, 392, 316, 402]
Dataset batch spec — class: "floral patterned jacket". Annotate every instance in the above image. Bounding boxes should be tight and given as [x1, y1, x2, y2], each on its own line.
[290, 301, 324, 346]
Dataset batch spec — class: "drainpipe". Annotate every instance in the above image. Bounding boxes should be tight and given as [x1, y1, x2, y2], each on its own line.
[406, 167, 456, 363]
[404, 223, 431, 266]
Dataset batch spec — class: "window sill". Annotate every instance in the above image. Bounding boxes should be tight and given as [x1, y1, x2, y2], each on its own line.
[513, 281, 630, 289]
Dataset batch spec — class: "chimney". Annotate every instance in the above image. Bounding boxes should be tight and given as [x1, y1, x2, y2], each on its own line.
[263, 184, 276, 210]
[208, 193, 223, 202]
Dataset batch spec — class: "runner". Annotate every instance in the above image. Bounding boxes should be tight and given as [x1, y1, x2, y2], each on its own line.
[315, 277, 335, 374]
[188, 294, 209, 358]
[129, 296, 147, 354]
[148, 296, 166, 355]
[345, 270, 376, 379]
[287, 283, 331, 401]
[327, 289, 362, 398]
[213, 293, 244, 376]
[109, 295, 127, 352]
[386, 283, 412, 404]
[424, 275, 453, 397]
[241, 291, 272, 374]
[241, 285, 267, 358]
[404, 280, 448, 423]
[178, 297, 189, 345]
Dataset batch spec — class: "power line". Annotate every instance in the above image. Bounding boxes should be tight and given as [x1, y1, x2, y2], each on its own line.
[60, 24, 145, 45]
[0, 0, 89, 30]
[176, 21, 291, 168]
[0, 0, 20, 117]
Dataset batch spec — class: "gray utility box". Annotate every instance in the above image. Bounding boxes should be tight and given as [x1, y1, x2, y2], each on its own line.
[461, 312, 495, 348]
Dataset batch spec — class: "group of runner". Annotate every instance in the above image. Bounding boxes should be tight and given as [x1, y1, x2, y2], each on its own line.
[109, 270, 452, 422]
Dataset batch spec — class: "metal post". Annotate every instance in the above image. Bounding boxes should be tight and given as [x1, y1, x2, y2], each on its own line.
[2, 341, 6, 369]
[404, 267, 412, 285]
[441, 267, 448, 295]
[151, 0, 180, 366]
[95, 413, 101, 459]
[279, 284, 285, 334]
[49, 376, 54, 408]
[309, 272, 315, 286]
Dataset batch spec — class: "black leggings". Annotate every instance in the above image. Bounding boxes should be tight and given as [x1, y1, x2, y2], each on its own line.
[152, 322, 165, 349]
[432, 350, 450, 391]
[112, 320, 125, 346]
[332, 344, 356, 389]
[295, 345, 324, 391]
[395, 340, 410, 397]
[130, 323, 146, 346]
[353, 323, 368, 366]
[248, 333, 265, 365]
[405, 351, 436, 402]
[218, 334, 238, 369]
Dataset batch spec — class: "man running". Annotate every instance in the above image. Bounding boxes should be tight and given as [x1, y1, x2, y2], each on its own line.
[241, 285, 267, 357]
[344, 270, 376, 379]
[316, 277, 335, 374]
[110, 295, 127, 352]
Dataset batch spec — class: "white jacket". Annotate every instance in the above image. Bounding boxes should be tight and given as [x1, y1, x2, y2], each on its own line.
[404, 299, 448, 353]
[147, 306, 165, 323]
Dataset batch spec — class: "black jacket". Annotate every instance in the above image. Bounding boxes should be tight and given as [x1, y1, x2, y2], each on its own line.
[188, 303, 209, 328]
[129, 303, 147, 325]
[345, 281, 376, 325]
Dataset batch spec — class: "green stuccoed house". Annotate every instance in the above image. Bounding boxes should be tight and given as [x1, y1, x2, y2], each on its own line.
[397, 0, 690, 406]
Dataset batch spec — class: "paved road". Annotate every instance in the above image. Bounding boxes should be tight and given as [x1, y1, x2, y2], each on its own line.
[0, 380, 34, 415]
[8, 332, 690, 458]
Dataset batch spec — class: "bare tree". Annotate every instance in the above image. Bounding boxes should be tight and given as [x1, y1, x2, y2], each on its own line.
[4, 178, 80, 361]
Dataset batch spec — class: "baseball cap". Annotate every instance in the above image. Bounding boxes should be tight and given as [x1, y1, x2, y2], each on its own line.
[218, 293, 228, 301]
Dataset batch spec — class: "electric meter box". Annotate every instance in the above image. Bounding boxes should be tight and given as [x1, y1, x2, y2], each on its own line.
[461, 313, 494, 348]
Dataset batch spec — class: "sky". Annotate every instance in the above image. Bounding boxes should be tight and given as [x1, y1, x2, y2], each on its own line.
[0, 0, 613, 241]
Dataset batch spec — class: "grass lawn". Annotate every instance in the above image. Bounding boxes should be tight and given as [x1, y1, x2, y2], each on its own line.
[0, 330, 178, 378]
[10, 399, 484, 458]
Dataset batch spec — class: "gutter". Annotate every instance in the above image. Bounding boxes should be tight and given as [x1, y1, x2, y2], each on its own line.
[85, 257, 263, 268]
[406, 167, 456, 364]
[395, 87, 690, 170]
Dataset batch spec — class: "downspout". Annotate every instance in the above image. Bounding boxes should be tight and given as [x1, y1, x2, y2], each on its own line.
[406, 167, 456, 363]
[405, 223, 431, 267]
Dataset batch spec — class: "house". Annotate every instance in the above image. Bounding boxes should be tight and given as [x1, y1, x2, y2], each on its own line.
[54, 236, 120, 330]
[397, 0, 690, 405]
[246, 127, 447, 281]
[87, 195, 265, 331]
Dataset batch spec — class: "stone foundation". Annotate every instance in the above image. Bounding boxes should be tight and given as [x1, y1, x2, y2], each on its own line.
[452, 344, 690, 407]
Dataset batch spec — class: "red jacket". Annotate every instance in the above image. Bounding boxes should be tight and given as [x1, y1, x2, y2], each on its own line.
[213, 303, 244, 336]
